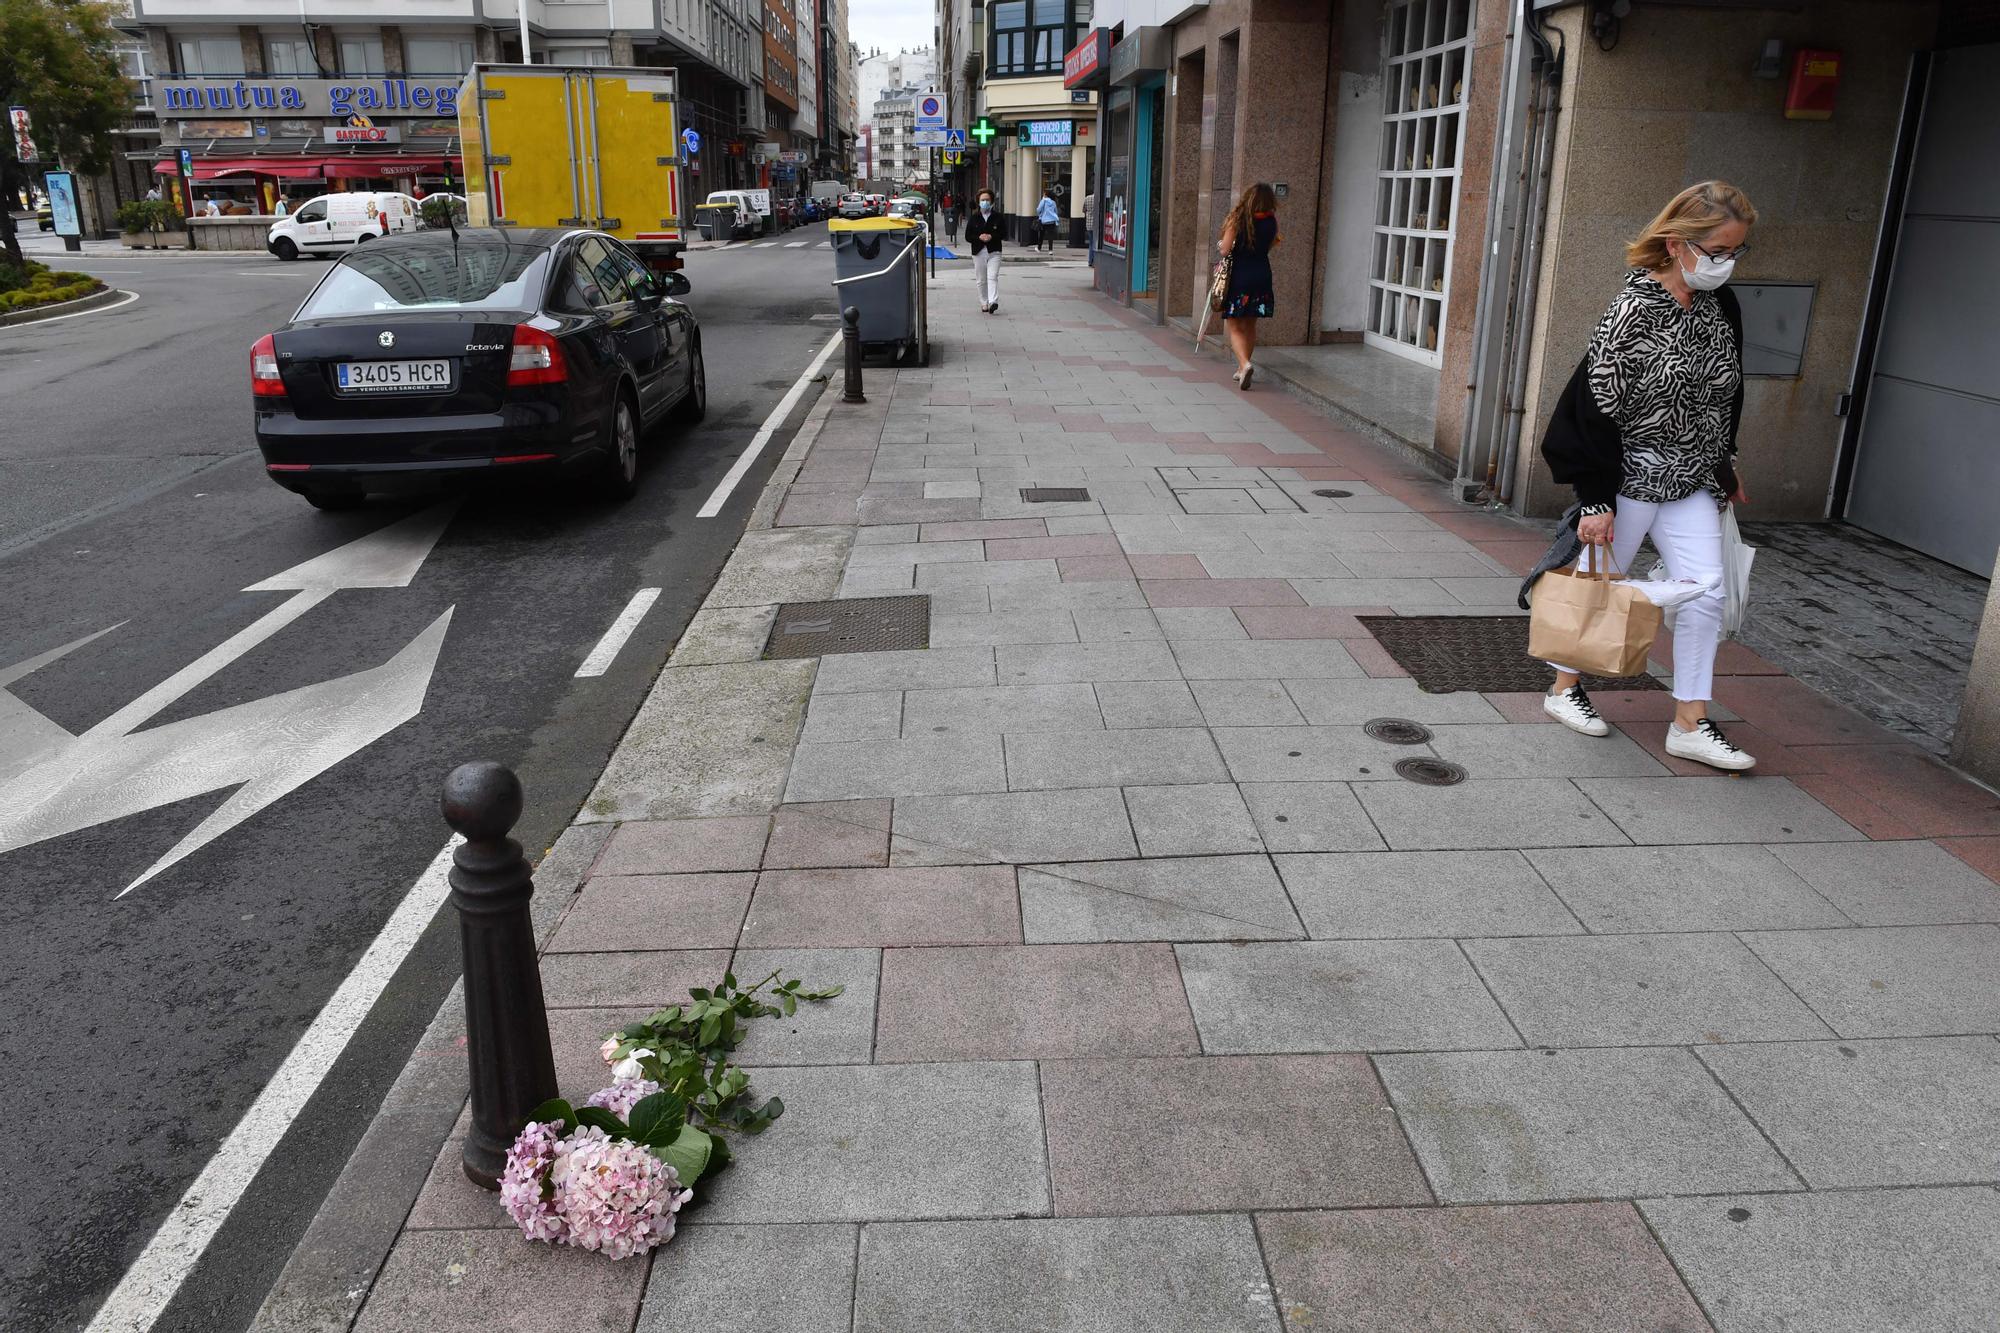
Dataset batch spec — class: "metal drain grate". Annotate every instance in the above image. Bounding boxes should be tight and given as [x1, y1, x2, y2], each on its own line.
[1312, 488, 1354, 498]
[1363, 717, 1433, 745]
[1020, 487, 1091, 503]
[764, 595, 930, 659]
[1357, 615, 1666, 694]
[1394, 757, 1468, 786]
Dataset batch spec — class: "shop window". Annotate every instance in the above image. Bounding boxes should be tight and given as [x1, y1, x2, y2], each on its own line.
[339, 36, 386, 76]
[264, 37, 316, 77]
[176, 35, 245, 77]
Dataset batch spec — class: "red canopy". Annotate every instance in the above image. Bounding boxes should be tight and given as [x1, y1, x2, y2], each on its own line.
[155, 155, 459, 181]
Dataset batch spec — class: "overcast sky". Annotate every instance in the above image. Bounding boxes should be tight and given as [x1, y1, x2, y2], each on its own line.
[848, 0, 935, 61]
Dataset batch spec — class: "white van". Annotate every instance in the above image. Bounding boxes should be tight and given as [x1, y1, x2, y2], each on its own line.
[702, 190, 767, 239]
[267, 192, 419, 260]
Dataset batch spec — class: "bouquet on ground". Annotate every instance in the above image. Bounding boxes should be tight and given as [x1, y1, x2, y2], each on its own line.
[502, 969, 840, 1256]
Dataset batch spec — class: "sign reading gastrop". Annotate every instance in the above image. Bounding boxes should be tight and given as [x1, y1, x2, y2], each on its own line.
[157, 78, 461, 119]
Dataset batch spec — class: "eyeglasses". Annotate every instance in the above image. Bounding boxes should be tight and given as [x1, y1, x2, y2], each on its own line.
[1689, 239, 1751, 262]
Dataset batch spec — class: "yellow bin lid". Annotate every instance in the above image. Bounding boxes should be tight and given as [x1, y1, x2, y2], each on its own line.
[829, 216, 921, 233]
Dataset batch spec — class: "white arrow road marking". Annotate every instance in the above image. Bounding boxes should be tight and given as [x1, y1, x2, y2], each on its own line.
[0, 502, 459, 893]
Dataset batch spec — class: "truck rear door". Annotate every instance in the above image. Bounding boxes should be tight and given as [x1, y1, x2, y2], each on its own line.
[582, 69, 683, 245]
[466, 66, 584, 227]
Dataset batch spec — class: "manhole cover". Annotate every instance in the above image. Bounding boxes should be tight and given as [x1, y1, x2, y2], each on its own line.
[764, 595, 929, 658]
[1357, 615, 1666, 694]
[1020, 487, 1091, 503]
[1363, 717, 1433, 745]
[1312, 488, 1354, 498]
[1394, 757, 1467, 786]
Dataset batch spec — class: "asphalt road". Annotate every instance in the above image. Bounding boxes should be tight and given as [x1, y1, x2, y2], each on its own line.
[0, 226, 841, 1331]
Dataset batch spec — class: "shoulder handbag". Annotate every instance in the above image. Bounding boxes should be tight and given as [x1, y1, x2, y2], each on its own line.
[1208, 253, 1233, 313]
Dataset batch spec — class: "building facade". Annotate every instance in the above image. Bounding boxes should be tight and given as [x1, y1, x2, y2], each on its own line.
[958, 1, 1097, 245]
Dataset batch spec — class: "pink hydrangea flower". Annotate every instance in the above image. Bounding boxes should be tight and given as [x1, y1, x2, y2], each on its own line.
[598, 1037, 620, 1066]
[499, 1119, 566, 1243]
[548, 1126, 693, 1259]
[583, 1077, 661, 1120]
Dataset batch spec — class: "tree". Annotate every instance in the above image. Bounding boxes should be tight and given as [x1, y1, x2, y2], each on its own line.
[0, 0, 132, 264]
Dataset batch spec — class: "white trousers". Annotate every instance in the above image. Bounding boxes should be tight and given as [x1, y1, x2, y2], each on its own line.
[1548, 492, 1726, 702]
[972, 251, 1001, 307]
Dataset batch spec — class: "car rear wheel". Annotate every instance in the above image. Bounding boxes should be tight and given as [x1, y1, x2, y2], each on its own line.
[274, 237, 298, 261]
[597, 394, 641, 500]
[673, 342, 707, 424]
[301, 489, 366, 511]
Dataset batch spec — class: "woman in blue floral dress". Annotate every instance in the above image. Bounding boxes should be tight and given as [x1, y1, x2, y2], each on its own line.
[1218, 183, 1279, 389]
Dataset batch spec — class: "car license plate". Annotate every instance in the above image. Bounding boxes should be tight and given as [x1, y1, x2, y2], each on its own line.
[336, 359, 452, 393]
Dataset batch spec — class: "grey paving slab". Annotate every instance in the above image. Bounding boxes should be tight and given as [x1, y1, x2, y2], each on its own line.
[545, 1006, 649, 1101]
[354, 1229, 649, 1333]
[728, 949, 881, 1066]
[538, 948, 729, 1010]
[1172, 638, 1365, 680]
[1425, 724, 1671, 778]
[1769, 839, 2000, 925]
[636, 1224, 856, 1333]
[812, 646, 994, 694]
[698, 1062, 1049, 1223]
[1379, 1047, 1801, 1202]
[1074, 608, 1164, 641]
[1255, 1203, 1711, 1333]
[1524, 844, 1851, 932]
[1176, 940, 1521, 1053]
[1738, 924, 2000, 1037]
[1355, 779, 1632, 850]
[1465, 933, 1836, 1046]
[1275, 850, 1582, 939]
[1240, 781, 1389, 852]
[929, 609, 1080, 647]
[785, 734, 1008, 802]
[838, 568, 916, 597]
[890, 788, 1138, 864]
[1041, 1055, 1429, 1214]
[1019, 854, 1302, 943]
[1282, 677, 1505, 725]
[738, 865, 1019, 947]
[1640, 1187, 2000, 1333]
[853, 1215, 1280, 1333]
[1005, 727, 1227, 790]
[1295, 577, 1462, 606]
[1151, 606, 1250, 638]
[799, 689, 903, 743]
[916, 557, 1059, 588]
[1215, 726, 1422, 782]
[706, 526, 856, 607]
[582, 660, 814, 822]
[1093, 679, 1203, 728]
[765, 799, 892, 869]
[899, 682, 1103, 736]
[402, 1135, 506, 1231]
[845, 538, 986, 568]
[994, 641, 1182, 683]
[987, 579, 1151, 611]
[548, 873, 755, 952]
[874, 943, 1201, 1062]
[1190, 678, 1306, 726]
[1574, 776, 1864, 844]
[1122, 783, 1264, 855]
[593, 815, 771, 876]
[667, 604, 779, 667]
[1697, 1036, 2000, 1188]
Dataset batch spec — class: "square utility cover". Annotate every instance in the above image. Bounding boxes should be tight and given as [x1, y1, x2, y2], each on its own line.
[1358, 615, 1666, 694]
[764, 596, 931, 658]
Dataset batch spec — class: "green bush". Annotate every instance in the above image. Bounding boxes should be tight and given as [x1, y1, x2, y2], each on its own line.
[0, 259, 105, 311]
[117, 198, 183, 233]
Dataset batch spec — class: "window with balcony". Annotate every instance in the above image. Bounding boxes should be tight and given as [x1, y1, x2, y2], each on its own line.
[339, 36, 386, 76]
[175, 35, 245, 77]
[117, 44, 153, 107]
[991, 0, 1074, 77]
[264, 36, 316, 77]
[405, 37, 476, 75]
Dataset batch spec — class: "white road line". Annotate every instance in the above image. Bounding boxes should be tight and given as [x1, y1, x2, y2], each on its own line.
[1, 288, 139, 327]
[696, 329, 842, 519]
[574, 587, 662, 677]
[84, 839, 461, 1333]
[784, 241, 809, 248]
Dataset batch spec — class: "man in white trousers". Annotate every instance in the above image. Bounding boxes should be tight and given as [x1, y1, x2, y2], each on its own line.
[967, 188, 1005, 314]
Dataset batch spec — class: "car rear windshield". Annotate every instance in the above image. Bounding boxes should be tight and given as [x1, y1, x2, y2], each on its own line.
[297, 244, 550, 317]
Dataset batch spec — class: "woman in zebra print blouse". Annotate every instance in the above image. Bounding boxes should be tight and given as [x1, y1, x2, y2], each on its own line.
[1539, 181, 1758, 772]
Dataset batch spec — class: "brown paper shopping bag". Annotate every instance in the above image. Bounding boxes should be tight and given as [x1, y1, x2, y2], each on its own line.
[1525, 545, 1664, 679]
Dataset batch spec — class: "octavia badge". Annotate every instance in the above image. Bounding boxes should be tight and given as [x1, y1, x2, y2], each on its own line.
[378, 331, 395, 348]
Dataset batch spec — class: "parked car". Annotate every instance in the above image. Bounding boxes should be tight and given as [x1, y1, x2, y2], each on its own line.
[267, 191, 420, 260]
[252, 228, 705, 509]
[36, 205, 53, 231]
[837, 193, 870, 220]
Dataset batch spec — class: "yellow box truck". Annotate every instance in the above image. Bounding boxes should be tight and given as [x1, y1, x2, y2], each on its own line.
[458, 63, 687, 267]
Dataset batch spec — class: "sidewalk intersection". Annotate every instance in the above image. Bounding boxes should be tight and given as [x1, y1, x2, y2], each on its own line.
[263, 263, 2000, 1332]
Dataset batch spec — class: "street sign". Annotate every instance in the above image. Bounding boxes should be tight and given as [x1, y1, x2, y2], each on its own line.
[971, 116, 999, 146]
[179, 147, 193, 177]
[944, 128, 966, 149]
[681, 127, 701, 156]
[9, 105, 37, 162]
[912, 128, 950, 147]
[914, 93, 945, 129]
[942, 151, 963, 166]
[1019, 120, 1075, 147]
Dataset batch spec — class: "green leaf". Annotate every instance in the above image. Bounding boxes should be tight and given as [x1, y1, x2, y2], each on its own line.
[781, 993, 797, 1017]
[528, 1098, 578, 1133]
[627, 1091, 687, 1145]
[655, 1124, 714, 1185]
[698, 1013, 721, 1046]
[575, 1106, 629, 1137]
[688, 987, 711, 1001]
[723, 971, 738, 990]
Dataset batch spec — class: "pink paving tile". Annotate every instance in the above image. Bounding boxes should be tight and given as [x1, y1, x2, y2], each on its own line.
[1290, 466, 1368, 482]
[1141, 578, 1306, 608]
[1483, 692, 1558, 724]
[1059, 555, 1137, 581]
[1613, 721, 1829, 778]
[1233, 606, 1387, 639]
[1711, 676, 1907, 748]
[1712, 641, 1786, 675]
[1107, 424, 1168, 441]
[987, 534, 1124, 560]
[1426, 511, 1540, 543]
[1789, 773, 1924, 841]
[1370, 480, 1461, 512]
[1787, 745, 2000, 839]
[1344, 638, 1412, 678]
[1127, 554, 1209, 579]
[919, 518, 1047, 541]
[1939, 837, 2000, 884]
[1474, 541, 1546, 576]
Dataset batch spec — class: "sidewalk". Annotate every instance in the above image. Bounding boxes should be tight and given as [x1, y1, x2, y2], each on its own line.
[258, 262, 2000, 1332]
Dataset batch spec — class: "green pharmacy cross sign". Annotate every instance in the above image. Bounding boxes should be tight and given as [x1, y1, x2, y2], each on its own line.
[971, 117, 1000, 146]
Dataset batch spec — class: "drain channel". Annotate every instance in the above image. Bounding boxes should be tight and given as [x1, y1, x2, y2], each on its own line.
[1363, 718, 1434, 745]
[1393, 757, 1468, 787]
[1020, 487, 1090, 503]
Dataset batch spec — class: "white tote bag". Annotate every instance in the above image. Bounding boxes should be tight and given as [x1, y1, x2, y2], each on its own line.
[1719, 505, 1756, 638]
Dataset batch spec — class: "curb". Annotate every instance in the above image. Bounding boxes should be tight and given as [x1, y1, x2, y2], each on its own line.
[0, 285, 125, 327]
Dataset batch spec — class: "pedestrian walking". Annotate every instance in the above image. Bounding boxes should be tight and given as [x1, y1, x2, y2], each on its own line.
[1216, 183, 1279, 389]
[1037, 189, 1060, 252]
[1538, 180, 1759, 772]
[968, 188, 1004, 314]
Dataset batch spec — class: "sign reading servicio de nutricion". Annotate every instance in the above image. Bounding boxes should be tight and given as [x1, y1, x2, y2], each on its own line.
[156, 77, 462, 118]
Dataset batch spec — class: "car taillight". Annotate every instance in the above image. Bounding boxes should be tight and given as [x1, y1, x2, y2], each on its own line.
[507, 325, 567, 386]
[251, 334, 286, 397]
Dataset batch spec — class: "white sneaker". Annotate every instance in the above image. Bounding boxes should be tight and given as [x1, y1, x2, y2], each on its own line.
[1666, 718, 1756, 771]
[1544, 684, 1610, 737]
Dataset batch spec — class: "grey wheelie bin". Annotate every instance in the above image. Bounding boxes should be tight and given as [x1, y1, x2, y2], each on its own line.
[828, 215, 929, 366]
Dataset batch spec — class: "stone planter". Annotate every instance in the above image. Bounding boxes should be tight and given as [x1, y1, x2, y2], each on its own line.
[120, 230, 175, 250]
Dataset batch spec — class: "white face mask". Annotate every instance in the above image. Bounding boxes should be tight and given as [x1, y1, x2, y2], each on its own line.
[979, 200, 992, 214]
[1679, 246, 1736, 291]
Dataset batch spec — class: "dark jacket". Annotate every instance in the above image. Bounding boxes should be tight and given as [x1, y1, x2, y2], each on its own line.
[966, 207, 1006, 255]
[1540, 284, 1744, 509]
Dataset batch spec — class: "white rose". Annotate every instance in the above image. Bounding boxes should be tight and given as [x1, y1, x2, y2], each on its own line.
[611, 1048, 655, 1081]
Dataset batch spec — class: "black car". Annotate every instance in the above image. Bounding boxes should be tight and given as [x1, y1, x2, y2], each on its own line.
[253, 228, 704, 509]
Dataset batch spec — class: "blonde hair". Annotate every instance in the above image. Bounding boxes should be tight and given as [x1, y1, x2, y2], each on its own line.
[1223, 183, 1279, 252]
[1626, 181, 1758, 270]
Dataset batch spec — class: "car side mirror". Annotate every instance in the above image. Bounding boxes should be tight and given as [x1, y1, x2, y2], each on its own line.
[661, 271, 691, 298]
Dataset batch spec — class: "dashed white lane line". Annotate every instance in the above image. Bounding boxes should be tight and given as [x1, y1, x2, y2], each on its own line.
[84, 839, 460, 1333]
[575, 587, 662, 677]
[696, 329, 843, 519]
[784, 241, 810, 248]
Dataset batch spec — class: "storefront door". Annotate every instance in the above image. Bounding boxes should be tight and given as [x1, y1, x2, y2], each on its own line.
[1845, 44, 2000, 575]
[1133, 80, 1165, 301]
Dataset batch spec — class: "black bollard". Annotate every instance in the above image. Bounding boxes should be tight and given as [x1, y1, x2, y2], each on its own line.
[841, 304, 866, 404]
[442, 761, 558, 1190]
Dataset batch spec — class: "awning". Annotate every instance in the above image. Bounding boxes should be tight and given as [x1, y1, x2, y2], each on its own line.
[154, 154, 460, 181]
